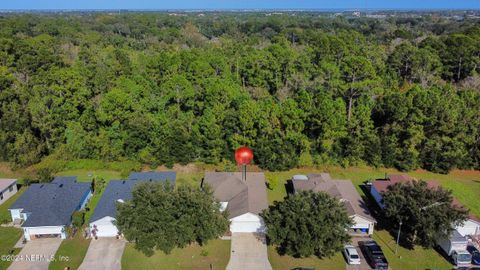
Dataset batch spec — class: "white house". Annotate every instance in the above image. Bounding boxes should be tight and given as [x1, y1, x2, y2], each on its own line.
[89, 172, 176, 238]
[9, 176, 92, 240]
[292, 173, 376, 235]
[0, 179, 17, 205]
[203, 172, 269, 233]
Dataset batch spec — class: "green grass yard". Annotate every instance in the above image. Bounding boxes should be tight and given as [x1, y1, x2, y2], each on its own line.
[372, 230, 452, 270]
[49, 232, 91, 270]
[121, 239, 230, 270]
[267, 246, 344, 270]
[0, 187, 26, 224]
[0, 227, 22, 270]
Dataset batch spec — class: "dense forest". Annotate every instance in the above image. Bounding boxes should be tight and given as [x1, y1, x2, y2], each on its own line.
[0, 13, 479, 173]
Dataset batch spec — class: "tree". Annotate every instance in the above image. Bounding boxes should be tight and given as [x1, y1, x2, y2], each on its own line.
[338, 55, 378, 122]
[261, 191, 352, 258]
[115, 182, 229, 256]
[383, 181, 468, 248]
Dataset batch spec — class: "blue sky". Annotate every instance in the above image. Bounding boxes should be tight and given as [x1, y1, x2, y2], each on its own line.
[0, 0, 479, 10]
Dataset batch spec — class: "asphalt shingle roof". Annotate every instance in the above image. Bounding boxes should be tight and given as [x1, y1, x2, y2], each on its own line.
[52, 176, 78, 184]
[90, 172, 176, 223]
[0, 179, 16, 192]
[203, 172, 268, 219]
[128, 172, 176, 182]
[9, 179, 91, 227]
[292, 173, 375, 222]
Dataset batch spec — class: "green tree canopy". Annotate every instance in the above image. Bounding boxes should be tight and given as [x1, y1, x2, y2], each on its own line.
[115, 182, 229, 256]
[383, 180, 469, 248]
[261, 191, 352, 258]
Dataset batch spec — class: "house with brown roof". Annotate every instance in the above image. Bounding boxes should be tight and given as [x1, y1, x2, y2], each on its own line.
[292, 173, 376, 236]
[202, 172, 268, 233]
[370, 174, 480, 237]
[370, 174, 416, 208]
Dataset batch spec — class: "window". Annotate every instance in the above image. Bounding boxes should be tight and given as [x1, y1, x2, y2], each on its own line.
[9, 184, 13, 192]
[0, 192, 3, 200]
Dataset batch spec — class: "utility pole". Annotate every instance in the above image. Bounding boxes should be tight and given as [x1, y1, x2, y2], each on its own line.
[395, 220, 402, 255]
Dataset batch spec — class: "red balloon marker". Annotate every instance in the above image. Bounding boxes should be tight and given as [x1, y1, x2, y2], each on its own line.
[235, 146, 253, 181]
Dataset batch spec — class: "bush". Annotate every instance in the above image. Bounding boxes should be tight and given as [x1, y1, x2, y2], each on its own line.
[37, 168, 54, 183]
[72, 210, 85, 228]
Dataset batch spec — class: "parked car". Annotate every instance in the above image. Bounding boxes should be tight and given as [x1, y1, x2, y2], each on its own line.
[343, 245, 361, 265]
[468, 245, 480, 265]
[452, 249, 472, 266]
[359, 240, 388, 270]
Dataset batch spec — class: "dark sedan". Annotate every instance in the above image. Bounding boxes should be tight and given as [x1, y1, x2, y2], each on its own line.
[359, 240, 389, 270]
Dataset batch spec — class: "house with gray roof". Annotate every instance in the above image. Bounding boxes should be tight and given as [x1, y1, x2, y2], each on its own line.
[292, 173, 376, 235]
[202, 172, 268, 233]
[9, 176, 92, 240]
[0, 179, 17, 205]
[89, 172, 176, 238]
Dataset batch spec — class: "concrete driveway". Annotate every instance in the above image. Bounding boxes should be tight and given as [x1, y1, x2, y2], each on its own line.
[8, 238, 62, 270]
[346, 238, 374, 270]
[78, 238, 126, 270]
[226, 233, 272, 270]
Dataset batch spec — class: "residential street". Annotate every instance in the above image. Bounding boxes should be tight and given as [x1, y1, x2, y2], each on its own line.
[7, 238, 62, 270]
[226, 233, 272, 270]
[78, 238, 126, 270]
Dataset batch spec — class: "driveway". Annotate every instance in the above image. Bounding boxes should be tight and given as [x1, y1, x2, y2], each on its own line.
[346, 238, 374, 270]
[78, 238, 125, 270]
[8, 238, 62, 270]
[226, 233, 272, 270]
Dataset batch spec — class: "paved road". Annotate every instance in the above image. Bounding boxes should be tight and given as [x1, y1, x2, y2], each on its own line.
[226, 233, 272, 270]
[78, 238, 126, 270]
[8, 238, 62, 270]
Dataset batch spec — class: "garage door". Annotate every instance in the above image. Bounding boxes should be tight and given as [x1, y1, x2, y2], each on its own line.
[231, 221, 264, 233]
[31, 234, 61, 239]
[93, 224, 119, 237]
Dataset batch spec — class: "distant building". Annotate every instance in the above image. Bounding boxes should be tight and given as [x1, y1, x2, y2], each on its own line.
[292, 173, 375, 236]
[9, 176, 92, 240]
[0, 179, 17, 205]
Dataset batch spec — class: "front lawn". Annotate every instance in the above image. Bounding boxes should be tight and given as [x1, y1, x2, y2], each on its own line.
[0, 187, 26, 224]
[49, 232, 91, 270]
[0, 227, 22, 270]
[372, 230, 452, 270]
[121, 239, 230, 270]
[267, 246, 344, 269]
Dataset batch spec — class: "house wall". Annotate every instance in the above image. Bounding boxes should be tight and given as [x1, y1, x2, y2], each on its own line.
[456, 219, 480, 236]
[370, 186, 385, 209]
[23, 226, 66, 241]
[90, 216, 119, 237]
[10, 209, 22, 222]
[351, 215, 375, 235]
[230, 213, 266, 233]
[78, 189, 93, 210]
[0, 182, 17, 205]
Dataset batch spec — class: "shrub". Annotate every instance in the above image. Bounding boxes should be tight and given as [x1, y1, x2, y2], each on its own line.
[72, 210, 85, 228]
